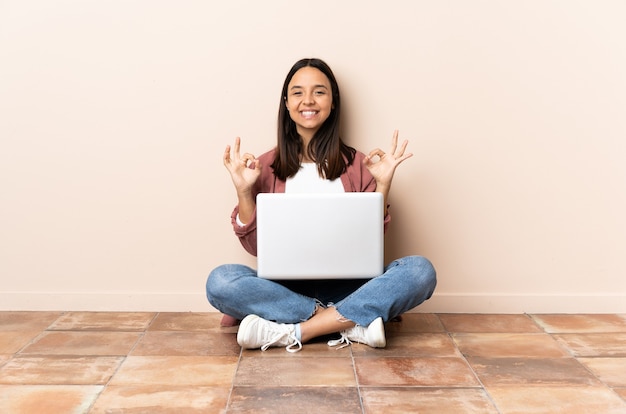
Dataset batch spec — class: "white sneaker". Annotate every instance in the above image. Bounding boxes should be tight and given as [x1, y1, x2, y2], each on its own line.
[328, 317, 386, 349]
[237, 314, 302, 353]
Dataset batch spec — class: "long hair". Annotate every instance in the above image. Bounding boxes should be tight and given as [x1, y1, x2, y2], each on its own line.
[271, 58, 355, 181]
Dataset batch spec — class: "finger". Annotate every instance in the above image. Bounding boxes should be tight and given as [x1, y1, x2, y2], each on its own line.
[233, 136, 242, 158]
[241, 152, 257, 166]
[389, 130, 399, 154]
[396, 152, 414, 164]
[395, 139, 409, 157]
[223, 145, 232, 165]
[368, 148, 385, 159]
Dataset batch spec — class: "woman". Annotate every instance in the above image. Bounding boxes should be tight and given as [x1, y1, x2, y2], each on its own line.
[206, 58, 436, 353]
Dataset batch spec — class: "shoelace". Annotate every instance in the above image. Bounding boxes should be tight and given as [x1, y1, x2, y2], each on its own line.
[260, 325, 303, 353]
[327, 332, 352, 350]
[285, 338, 303, 353]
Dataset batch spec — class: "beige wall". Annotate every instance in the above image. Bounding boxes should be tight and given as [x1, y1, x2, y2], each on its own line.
[1, 1, 625, 312]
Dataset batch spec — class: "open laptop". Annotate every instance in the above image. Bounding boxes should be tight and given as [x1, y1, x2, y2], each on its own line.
[256, 192, 384, 279]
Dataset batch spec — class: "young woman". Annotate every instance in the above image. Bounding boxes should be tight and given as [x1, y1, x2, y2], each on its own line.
[206, 58, 436, 352]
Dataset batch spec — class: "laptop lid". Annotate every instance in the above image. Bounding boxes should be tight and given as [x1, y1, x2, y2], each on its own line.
[256, 192, 384, 279]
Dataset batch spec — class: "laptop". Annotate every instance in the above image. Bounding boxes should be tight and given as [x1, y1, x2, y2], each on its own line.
[256, 192, 384, 279]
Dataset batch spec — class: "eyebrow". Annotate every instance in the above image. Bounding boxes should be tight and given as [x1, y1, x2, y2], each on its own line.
[290, 84, 329, 90]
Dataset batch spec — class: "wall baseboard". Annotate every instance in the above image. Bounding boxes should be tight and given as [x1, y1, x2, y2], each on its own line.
[415, 293, 626, 314]
[2, 292, 626, 313]
[0, 292, 215, 312]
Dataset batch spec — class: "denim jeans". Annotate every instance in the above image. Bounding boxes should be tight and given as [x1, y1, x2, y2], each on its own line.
[206, 255, 436, 327]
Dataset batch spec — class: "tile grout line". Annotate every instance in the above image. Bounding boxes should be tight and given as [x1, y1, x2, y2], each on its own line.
[529, 312, 626, 398]
[1, 311, 68, 381]
[11, 311, 68, 358]
[3, 312, 626, 412]
[223, 342, 244, 413]
[351, 343, 366, 414]
[548, 333, 626, 401]
[437, 313, 503, 414]
[85, 311, 160, 413]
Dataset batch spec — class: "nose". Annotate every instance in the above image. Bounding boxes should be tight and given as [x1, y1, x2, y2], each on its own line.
[303, 92, 315, 104]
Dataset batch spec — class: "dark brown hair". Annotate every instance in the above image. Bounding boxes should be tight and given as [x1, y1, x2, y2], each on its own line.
[271, 58, 355, 181]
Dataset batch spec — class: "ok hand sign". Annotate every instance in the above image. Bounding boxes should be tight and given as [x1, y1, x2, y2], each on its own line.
[363, 130, 413, 190]
[223, 137, 262, 195]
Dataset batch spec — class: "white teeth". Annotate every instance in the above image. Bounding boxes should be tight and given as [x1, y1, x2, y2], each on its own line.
[301, 111, 317, 116]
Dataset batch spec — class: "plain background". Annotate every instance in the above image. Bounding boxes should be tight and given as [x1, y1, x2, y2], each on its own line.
[1, 1, 625, 312]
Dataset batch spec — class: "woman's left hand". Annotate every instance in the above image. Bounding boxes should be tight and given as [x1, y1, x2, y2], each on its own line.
[363, 130, 413, 189]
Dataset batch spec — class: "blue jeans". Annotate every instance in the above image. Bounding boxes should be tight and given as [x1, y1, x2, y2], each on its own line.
[206, 255, 436, 327]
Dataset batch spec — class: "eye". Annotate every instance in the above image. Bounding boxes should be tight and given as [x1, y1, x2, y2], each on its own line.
[314, 90, 326, 95]
[292, 91, 302, 96]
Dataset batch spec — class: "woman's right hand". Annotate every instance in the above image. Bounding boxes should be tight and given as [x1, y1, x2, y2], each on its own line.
[223, 137, 261, 195]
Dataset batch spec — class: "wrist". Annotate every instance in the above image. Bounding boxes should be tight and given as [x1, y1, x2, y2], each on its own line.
[236, 188, 254, 199]
[375, 182, 390, 194]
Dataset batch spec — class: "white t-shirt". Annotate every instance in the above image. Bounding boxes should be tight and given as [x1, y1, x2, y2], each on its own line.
[285, 163, 344, 193]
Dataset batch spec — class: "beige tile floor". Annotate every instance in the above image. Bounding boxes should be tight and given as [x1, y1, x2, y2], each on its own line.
[1, 312, 626, 413]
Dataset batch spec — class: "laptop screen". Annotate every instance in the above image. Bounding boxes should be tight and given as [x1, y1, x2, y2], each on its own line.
[256, 193, 384, 279]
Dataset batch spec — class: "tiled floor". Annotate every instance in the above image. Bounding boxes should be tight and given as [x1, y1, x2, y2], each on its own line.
[1, 312, 626, 413]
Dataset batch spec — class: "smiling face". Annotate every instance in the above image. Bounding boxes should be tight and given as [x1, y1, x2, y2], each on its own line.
[285, 66, 333, 141]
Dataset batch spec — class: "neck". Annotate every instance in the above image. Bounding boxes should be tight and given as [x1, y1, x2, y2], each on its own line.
[299, 132, 314, 162]
[297, 125, 316, 144]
